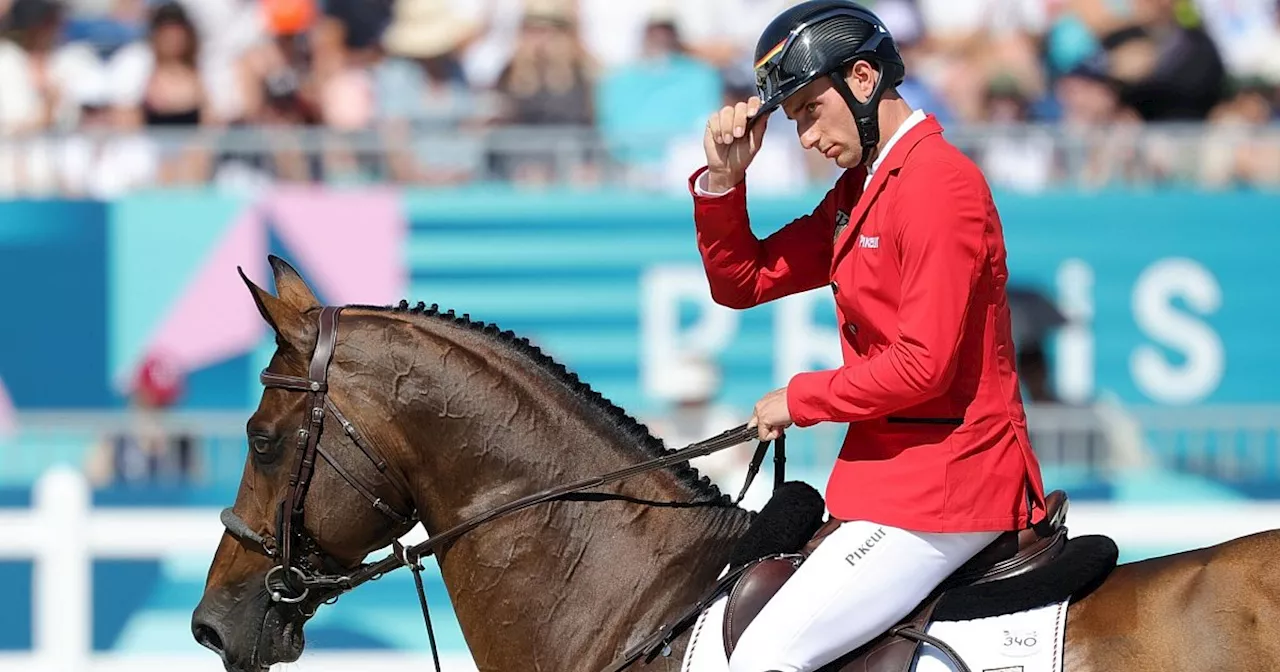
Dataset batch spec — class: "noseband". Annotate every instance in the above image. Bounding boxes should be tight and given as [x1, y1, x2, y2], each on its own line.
[220, 304, 785, 672]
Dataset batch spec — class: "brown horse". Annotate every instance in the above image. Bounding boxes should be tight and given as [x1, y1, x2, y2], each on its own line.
[193, 256, 1280, 672]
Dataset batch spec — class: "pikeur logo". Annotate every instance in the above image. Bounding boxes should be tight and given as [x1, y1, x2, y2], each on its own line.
[845, 527, 886, 567]
[857, 234, 880, 249]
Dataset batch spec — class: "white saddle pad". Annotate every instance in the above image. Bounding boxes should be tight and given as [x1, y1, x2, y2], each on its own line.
[680, 594, 730, 672]
[912, 600, 1070, 672]
[680, 597, 1070, 672]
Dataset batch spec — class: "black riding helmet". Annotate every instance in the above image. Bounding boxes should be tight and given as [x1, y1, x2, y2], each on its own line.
[752, 0, 905, 164]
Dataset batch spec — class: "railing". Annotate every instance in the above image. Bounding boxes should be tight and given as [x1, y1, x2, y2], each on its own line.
[0, 122, 1277, 197]
[0, 467, 475, 672]
[3, 467, 1280, 671]
[6, 404, 1280, 492]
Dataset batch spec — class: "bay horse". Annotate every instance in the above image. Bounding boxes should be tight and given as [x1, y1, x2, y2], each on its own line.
[193, 256, 1280, 672]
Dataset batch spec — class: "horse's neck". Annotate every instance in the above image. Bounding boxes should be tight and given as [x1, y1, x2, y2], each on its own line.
[394, 323, 753, 669]
[435, 482, 747, 670]
[428, 458, 750, 670]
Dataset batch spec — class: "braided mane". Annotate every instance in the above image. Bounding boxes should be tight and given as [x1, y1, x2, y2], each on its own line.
[349, 300, 733, 504]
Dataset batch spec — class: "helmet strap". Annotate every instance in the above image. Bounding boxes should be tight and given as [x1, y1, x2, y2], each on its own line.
[828, 59, 902, 167]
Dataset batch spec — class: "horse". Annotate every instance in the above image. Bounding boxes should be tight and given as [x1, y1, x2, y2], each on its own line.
[193, 256, 1280, 672]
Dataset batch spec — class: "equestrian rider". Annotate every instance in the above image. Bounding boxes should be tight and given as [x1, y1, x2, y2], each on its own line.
[687, 2, 1049, 670]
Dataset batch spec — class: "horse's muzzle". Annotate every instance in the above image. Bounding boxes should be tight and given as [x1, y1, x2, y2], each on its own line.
[192, 588, 304, 672]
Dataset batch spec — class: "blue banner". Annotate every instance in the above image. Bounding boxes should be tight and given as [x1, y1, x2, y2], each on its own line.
[0, 187, 1274, 412]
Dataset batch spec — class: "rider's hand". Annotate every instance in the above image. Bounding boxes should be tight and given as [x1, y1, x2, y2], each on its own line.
[748, 387, 793, 442]
[703, 96, 770, 193]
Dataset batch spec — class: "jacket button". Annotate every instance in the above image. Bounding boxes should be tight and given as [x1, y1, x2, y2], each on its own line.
[846, 323, 858, 336]
[830, 281, 839, 293]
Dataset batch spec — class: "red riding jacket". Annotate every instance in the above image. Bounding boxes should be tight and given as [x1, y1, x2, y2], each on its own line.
[689, 115, 1047, 533]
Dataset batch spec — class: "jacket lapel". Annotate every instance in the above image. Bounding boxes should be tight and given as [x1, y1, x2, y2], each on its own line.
[832, 116, 944, 262]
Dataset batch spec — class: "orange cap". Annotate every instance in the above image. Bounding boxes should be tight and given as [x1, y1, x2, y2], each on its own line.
[263, 0, 316, 36]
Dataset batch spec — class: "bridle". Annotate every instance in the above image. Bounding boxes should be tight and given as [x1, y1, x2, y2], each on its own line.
[221, 306, 416, 609]
[220, 305, 785, 672]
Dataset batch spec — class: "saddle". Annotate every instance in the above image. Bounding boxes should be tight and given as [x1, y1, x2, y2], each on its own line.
[722, 490, 1072, 672]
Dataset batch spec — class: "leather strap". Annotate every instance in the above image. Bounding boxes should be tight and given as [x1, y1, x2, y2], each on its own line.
[600, 560, 762, 672]
[347, 423, 776, 588]
[279, 306, 341, 584]
[735, 433, 785, 504]
[314, 442, 411, 525]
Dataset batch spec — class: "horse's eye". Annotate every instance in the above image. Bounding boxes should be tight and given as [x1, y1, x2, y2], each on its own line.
[250, 434, 281, 463]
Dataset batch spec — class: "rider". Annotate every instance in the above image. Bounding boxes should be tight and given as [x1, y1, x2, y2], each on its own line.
[688, 1, 1049, 670]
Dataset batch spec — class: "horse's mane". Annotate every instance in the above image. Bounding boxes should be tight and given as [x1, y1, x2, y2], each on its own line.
[350, 299, 734, 505]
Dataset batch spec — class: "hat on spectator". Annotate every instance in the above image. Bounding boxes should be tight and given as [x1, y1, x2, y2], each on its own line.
[382, 0, 480, 59]
[522, 0, 575, 27]
[132, 352, 186, 409]
[1062, 50, 1119, 89]
[646, 1, 678, 28]
[262, 0, 316, 37]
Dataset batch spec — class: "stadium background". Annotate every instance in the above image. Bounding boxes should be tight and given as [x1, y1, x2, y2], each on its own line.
[2, 0, 1280, 669]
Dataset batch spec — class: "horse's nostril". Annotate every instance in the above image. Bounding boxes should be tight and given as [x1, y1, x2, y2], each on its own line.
[193, 622, 225, 654]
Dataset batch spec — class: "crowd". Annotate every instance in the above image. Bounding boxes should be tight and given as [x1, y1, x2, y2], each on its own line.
[0, 0, 1277, 197]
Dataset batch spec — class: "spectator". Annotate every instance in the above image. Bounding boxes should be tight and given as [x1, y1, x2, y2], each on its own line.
[309, 14, 378, 182]
[495, 0, 594, 127]
[595, 8, 722, 179]
[0, 0, 101, 134]
[1200, 77, 1280, 189]
[376, 0, 489, 184]
[62, 0, 147, 60]
[978, 73, 1057, 191]
[1097, 0, 1227, 121]
[664, 0, 803, 92]
[1054, 56, 1145, 188]
[236, 0, 321, 127]
[57, 72, 158, 197]
[85, 353, 201, 488]
[104, 1, 218, 185]
[0, 0, 102, 196]
[875, 0, 955, 123]
[109, 1, 215, 128]
[909, 0, 1051, 123]
[492, 0, 598, 185]
[1195, 0, 1278, 81]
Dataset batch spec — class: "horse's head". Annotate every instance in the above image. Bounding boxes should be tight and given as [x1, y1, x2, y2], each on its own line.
[190, 257, 755, 672]
[191, 257, 418, 671]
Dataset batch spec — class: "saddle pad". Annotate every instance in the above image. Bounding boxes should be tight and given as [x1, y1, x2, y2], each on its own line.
[680, 597, 1069, 672]
[681, 594, 731, 672]
[912, 599, 1070, 672]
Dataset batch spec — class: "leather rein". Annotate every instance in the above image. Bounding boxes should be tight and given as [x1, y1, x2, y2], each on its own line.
[220, 305, 787, 671]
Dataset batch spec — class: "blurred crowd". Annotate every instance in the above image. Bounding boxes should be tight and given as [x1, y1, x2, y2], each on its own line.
[1, 0, 1279, 196]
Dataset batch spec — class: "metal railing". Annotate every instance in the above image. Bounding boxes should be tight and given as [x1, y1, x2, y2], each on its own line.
[5, 403, 1280, 492]
[0, 122, 1277, 197]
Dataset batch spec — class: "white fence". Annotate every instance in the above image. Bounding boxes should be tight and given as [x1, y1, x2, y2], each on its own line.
[3, 467, 1280, 671]
[0, 466, 475, 672]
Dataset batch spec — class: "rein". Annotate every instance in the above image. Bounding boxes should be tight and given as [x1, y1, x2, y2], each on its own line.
[356, 422, 781, 590]
[221, 305, 788, 672]
[387, 422, 784, 672]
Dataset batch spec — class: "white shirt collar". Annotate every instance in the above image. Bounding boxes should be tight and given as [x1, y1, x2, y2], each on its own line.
[865, 108, 926, 187]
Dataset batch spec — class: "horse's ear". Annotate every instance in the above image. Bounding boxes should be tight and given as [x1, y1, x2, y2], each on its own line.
[267, 255, 320, 315]
[239, 265, 306, 344]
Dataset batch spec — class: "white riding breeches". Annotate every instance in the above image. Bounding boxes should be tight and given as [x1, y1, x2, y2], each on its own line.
[719, 521, 1000, 672]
